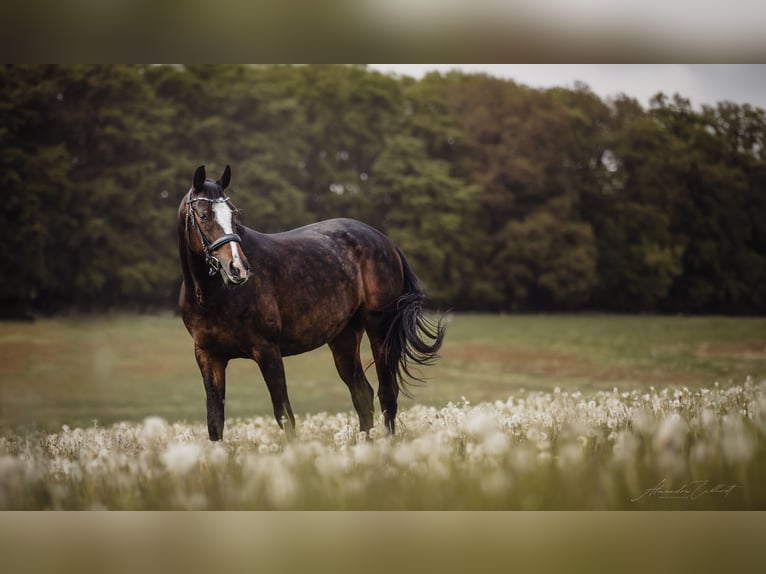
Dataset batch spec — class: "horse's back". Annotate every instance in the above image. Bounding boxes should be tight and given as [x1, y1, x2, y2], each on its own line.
[269, 218, 390, 248]
[275, 218, 404, 310]
[245, 218, 402, 280]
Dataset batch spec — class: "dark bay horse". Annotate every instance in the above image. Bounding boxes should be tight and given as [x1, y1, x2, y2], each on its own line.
[178, 165, 445, 441]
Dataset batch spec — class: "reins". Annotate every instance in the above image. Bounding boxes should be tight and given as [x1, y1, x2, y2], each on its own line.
[185, 190, 242, 276]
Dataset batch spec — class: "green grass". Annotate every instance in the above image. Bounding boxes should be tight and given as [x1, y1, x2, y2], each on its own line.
[426, 314, 766, 400]
[1, 313, 765, 433]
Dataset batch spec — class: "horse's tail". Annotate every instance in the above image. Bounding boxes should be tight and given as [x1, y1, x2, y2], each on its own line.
[381, 247, 446, 398]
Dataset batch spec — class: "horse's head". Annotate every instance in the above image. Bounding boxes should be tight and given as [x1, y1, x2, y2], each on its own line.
[184, 164, 250, 285]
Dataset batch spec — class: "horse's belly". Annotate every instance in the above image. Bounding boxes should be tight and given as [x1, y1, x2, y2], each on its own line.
[276, 284, 360, 356]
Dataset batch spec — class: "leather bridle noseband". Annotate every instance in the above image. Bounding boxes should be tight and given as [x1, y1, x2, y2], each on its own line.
[186, 190, 242, 276]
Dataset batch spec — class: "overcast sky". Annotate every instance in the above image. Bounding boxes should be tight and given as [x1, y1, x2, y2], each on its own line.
[368, 65, 766, 110]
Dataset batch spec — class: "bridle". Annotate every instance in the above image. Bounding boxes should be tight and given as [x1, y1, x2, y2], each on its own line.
[185, 190, 242, 276]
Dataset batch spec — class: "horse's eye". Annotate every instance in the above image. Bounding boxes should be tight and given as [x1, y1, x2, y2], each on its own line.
[199, 212, 208, 221]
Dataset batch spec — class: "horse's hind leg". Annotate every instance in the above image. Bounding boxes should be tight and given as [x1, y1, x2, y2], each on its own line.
[329, 319, 374, 433]
[194, 344, 228, 441]
[255, 345, 296, 436]
[364, 315, 400, 435]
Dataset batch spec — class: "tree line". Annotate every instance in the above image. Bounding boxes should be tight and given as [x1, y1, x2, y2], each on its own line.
[1, 64, 765, 315]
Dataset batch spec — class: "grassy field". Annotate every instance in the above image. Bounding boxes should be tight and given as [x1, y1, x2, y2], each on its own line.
[1, 313, 765, 509]
[1, 313, 765, 431]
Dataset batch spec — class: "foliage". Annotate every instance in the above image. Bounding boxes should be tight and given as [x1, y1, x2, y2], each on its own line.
[1, 65, 765, 313]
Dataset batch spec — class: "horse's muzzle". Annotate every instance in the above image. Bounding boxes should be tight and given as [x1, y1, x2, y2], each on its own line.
[221, 259, 249, 285]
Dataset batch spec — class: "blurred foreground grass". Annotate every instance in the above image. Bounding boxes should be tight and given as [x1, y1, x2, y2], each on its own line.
[1, 313, 765, 431]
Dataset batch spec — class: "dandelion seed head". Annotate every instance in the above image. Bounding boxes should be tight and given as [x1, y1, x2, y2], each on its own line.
[653, 414, 689, 454]
[141, 417, 170, 447]
[652, 414, 689, 477]
[267, 468, 297, 507]
[207, 443, 228, 467]
[721, 415, 756, 465]
[631, 408, 655, 435]
[483, 431, 510, 457]
[315, 452, 350, 477]
[525, 427, 543, 442]
[463, 408, 498, 438]
[161, 442, 202, 475]
[700, 408, 718, 430]
[2, 378, 764, 510]
[351, 442, 376, 466]
[612, 431, 640, 465]
[392, 442, 417, 467]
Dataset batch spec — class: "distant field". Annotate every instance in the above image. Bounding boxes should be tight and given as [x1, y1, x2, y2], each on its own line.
[1, 313, 764, 432]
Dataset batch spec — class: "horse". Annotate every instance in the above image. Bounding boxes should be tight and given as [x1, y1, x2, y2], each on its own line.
[178, 164, 445, 441]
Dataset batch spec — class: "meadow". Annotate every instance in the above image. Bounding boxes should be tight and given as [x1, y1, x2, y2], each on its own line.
[1, 314, 765, 509]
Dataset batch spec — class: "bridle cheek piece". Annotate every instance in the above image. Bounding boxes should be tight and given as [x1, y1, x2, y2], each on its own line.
[186, 191, 242, 276]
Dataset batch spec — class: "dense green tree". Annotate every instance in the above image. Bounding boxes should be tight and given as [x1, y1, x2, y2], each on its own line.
[585, 95, 686, 311]
[0, 65, 764, 315]
[0, 66, 74, 314]
[496, 210, 597, 309]
[369, 133, 480, 306]
[652, 96, 766, 313]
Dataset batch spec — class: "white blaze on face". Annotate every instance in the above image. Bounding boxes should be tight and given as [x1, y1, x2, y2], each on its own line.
[212, 201, 246, 277]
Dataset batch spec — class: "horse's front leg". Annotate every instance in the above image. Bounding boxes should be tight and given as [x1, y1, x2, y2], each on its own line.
[255, 345, 296, 437]
[194, 344, 228, 441]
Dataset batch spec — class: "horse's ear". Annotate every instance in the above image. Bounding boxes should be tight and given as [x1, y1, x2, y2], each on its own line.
[218, 165, 231, 190]
[193, 165, 206, 192]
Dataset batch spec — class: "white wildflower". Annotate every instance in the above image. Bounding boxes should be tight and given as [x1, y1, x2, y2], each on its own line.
[653, 414, 688, 454]
[483, 431, 510, 457]
[700, 408, 718, 430]
[612, 431, 640, 465]
[631, 408, 655, 435]
[315, 452, 350, 477]
[207, 443, 228, 467]
[525, 427, 544, 442]
[463, 408, 497, 438]
[67, 461, 83, 483]
[653, 414, 689, 477]
[351, 441, 376, 466]
[140, 416, 170, 448]
[721, 415, 756, 465]
[161, 442, 202, 475]
[392, 442, 417, 467]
